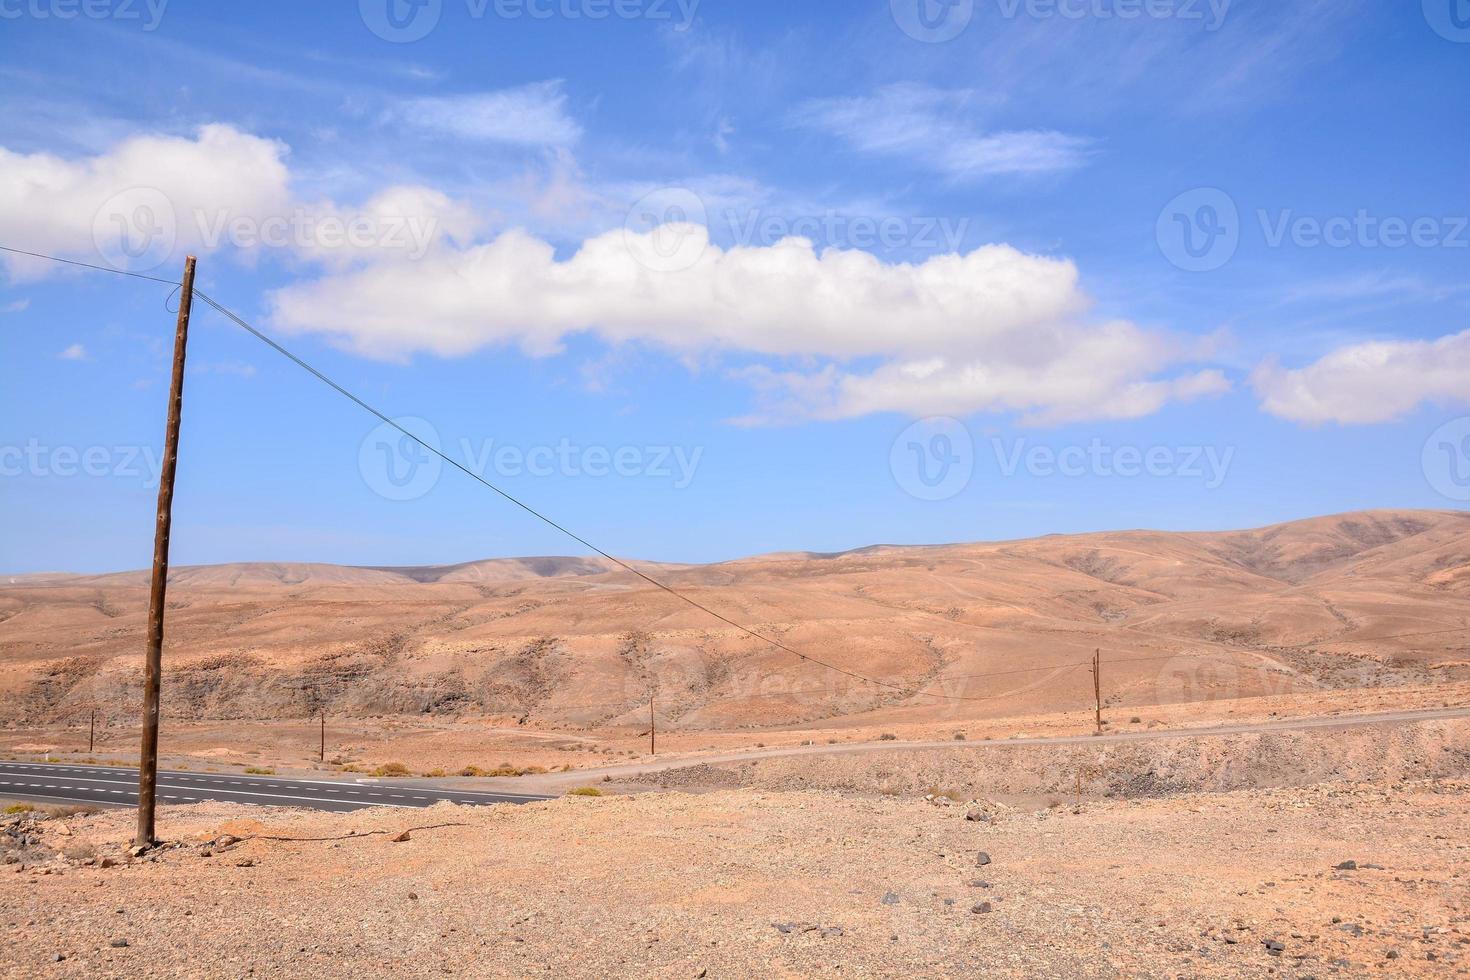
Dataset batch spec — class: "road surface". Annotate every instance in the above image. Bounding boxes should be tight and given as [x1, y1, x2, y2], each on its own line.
[0, 762, 553, 812]
[515, 704, 1470, 790]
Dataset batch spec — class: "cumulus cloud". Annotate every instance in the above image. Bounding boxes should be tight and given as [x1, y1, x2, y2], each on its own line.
[0, 125, 478, 278]
[389, 82, 582, 146]
[793, 84, 1093, 181]
[269, 226, 1225, 423]
[1252, 330, 1470, 424]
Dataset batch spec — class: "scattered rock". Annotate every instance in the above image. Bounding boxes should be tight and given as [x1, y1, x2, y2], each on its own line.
[969, 880, 991, 889]
[972, 902, 993, 914]
[1334, 860, 1358, 871]
[390, 830, 412, 843]
[109, 938, 129, 948]
[880, 892, 900, 906]
[52, 953, 65, 962]
[98, 857, 117, 869]
[235, 858, 255, 868]
[976, 852, 992, 867]
[1264, 939, 1285, 956]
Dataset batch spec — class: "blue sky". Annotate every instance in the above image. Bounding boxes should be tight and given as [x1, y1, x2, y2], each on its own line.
[1, 0, 1468, 574]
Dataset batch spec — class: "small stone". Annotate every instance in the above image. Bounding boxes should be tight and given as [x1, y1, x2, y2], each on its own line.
[881, 892, 900, 906]
[98, 857, 116, 869]
[1334, 860, 1357, 871]
[965, 810, 989, 823]
[110, 938, 129, 948]
[1386, 950, 1399, 960]
[235, 858, 255, 868]
[975, 852, 992, 867]
[969, 880, 991, 888]
[52, 954, 65, 962]
[408, 892, 418, 901]
[1264, 939, 1285, 956]
[971, 902, 992, 914]
[390, 830, 412, 843]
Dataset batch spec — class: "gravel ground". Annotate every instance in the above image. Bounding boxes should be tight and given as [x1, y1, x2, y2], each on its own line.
[3, 779, 1468, 978]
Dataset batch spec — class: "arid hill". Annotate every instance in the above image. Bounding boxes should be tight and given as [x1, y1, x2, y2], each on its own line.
[2, 509, 1467, 730]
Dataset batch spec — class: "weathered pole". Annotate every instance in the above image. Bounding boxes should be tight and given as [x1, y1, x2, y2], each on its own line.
[1092, 649, 1102, 734]
[320, 708, 326, 763]
[649, 693, 656, 756]
[89, 708, 95, 753]
[135, 255, 196, 849]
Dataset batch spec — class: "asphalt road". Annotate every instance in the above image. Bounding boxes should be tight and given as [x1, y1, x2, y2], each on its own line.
[0, 762, 553, 812]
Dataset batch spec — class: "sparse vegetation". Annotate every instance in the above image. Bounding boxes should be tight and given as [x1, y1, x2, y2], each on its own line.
[372, 762, 411, 777]
[244, 766, 275, 775]
[953, 732, 967, 741]
[423, 768, 447, 778]
[3, 803, 35, 814]
[567, 787, 602, 797]
[879, 733, 897, 741]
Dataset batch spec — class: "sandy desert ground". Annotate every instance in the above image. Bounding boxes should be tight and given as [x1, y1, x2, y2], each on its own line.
[3, 770, 1468, 978]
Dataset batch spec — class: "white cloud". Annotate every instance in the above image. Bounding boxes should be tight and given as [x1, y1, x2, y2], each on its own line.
[1252, 330, 1470, 424]
[793, 84, 1092, 181]
[389, 82, 582, 146]
[58, 343, 87, 360]
[269, 226, 1223, 424]
[0, 125, 478, 278]
[0, 299, 28, 313]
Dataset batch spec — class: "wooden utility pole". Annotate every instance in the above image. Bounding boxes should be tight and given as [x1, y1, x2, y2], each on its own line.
[135, 255, 196, 849]
[649, 693, 656, 756]
[320, 708, 326, 763]
[1091, 649, 1102, 734]
[88, 708, 96, 753]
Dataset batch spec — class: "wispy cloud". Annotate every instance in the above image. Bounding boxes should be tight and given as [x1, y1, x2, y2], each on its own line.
[0, 299, 28, 314]
[58, 343, 87, 360]
[389, 81, 583, 147]
[793, 84, 1092, 181]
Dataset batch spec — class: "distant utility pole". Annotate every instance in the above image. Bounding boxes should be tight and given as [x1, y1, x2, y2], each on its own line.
[88, 708, 96, 753]
[649, 693, 656, 756]
[320, 708, 326, 763]
[1091, 649, 1102, 734]
[135, 255, 196, 849]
